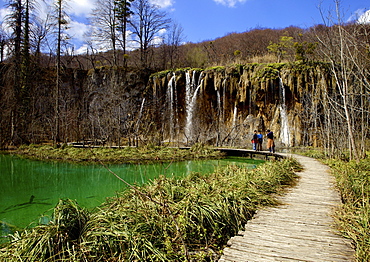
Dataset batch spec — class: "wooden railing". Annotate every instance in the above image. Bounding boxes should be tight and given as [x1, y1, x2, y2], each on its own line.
[216, 148, 286, 160]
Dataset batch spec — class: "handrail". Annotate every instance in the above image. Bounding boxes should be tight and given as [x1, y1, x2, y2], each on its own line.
[216, 148, 286, 160]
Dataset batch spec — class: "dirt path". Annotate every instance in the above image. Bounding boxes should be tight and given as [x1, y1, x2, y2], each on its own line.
[219, 154, 355, 262]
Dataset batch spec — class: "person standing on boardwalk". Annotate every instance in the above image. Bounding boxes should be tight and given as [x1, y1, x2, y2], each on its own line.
[266, 129, 275, 153]
[252, 130, 258, 151]
[257, 131, 263, 151]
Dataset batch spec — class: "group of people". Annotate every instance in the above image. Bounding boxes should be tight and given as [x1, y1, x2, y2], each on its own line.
[251, 129, 275, 153]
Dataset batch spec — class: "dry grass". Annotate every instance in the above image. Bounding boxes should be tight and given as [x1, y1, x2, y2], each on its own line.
[14, 143, 223, 164]
[325, 158, 370, 261]
[0, 158, 300, 261]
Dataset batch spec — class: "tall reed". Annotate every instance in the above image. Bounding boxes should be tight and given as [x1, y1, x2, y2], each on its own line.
[326, 158, 370, 261]
[0, 158, 300, 261]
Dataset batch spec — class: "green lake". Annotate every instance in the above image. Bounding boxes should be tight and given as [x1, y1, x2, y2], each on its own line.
[0, 154, 263, 240]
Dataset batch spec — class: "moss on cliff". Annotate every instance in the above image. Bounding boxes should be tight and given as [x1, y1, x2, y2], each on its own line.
[145, 62, 334, 147]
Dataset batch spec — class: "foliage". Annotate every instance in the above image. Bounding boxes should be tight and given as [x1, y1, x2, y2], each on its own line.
[324, 158, 370, 261]
[233, 50, 241, 56]
[305, 150, 328, 159]
[14, 144, 224, 164]
[267, 36, 294, 62]
[0, 158, 300, 261]
[205, 66, 225, 72]
[255, 63, 285, 81]
[293, 41, 317, 62]
[186, 47, 209, 68]
[1, 199, 89, 261]
[150, 68, 204, 79]
[225, 64, 244, 77]
[150, 69, 173, 79]
[285, 60, 330, 73]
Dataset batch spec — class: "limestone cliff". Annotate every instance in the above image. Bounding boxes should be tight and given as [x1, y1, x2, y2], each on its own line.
[145, 62, 333, 148]
[0, 62, 333, 147]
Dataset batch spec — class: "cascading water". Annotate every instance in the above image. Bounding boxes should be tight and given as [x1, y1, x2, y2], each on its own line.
[135, 98, 145, 133]
[232, 105, 238, 128]
[185, 71, 194, 139]
[167, 73, 177, 142]
[217, 89, 221, 121]
[185, 71, 203, 143]
[222, 79, 227, 122]
[279, 77, 290, 146]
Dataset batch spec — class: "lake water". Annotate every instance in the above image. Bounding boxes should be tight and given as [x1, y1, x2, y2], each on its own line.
[0, 154, 263, 240]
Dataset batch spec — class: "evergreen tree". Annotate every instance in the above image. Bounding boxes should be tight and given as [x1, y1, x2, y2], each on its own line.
[53, 0, 70, 144]
[115, 0, 134, 66]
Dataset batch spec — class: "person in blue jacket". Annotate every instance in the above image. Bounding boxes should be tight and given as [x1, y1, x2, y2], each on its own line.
[257, 131, 263, 151]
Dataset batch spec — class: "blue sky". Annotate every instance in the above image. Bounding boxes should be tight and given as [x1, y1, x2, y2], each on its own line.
[170, 0, 370, 42]
[0, 0, 369, 53]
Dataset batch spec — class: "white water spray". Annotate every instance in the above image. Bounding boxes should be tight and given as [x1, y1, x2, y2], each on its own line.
[279, 78, 290, 146]
[232, 105, 238, 128]
[185, 71, 203, 142]
[135, 98, 145, 133]
[167, 73, 176, 141]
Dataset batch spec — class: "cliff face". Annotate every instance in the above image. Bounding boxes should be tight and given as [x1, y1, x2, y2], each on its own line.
[146, 63, 333, 148]
[0, 63, 333, 147]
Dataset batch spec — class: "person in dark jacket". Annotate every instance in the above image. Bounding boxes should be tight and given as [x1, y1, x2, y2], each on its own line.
[252, 130, 258, 151]
[266, 129, 275, 153]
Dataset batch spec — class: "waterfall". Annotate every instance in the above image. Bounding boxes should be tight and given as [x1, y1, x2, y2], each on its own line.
[184, 71, 203, 143]
[185, 71, 194, 139]
[167, 73, 176, 142]
[279, 78, 290, 146]
[135, 98, 145, 133]
[217, 89, 222, 129]
[222, 79, 227, 122]
[232, 105, 238, 128]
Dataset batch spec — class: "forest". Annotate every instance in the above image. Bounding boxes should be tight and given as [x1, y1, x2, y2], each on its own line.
[0, 0, 369, 161]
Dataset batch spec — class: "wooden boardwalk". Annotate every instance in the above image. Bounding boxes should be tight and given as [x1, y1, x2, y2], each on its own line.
[219, 153, 355, 262]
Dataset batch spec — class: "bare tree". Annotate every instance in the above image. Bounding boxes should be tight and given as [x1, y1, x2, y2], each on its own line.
[160, 21, 185, 68]
[315, 1, 370, 160]
[31, 11, 53, 59]
[129, 0, 171, 69]
[89, 0, 118, 66]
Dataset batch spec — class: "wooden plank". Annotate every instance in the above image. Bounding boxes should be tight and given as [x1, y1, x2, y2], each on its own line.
[229, 234, 353, 254]
[219, 154, 355, 262]
[241, 225, 348, 241]
[224, 241, 352, 261]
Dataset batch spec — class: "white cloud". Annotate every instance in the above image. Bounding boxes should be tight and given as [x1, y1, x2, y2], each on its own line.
[40, 0, 96, 17]
[213, 0, 247, 8]
[347, 8, 370, 24]
[0, 7, 11, 21]
[75, 43, 90, 55]
[150, 0, 174, 9]
[68, 20, 91, 41]
[69, 0, 96, 17]
[0, 8, 12, 33]
[357, 9, 370, 24]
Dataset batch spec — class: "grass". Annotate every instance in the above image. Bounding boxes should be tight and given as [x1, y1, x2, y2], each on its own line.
[298, 147, 369, 261]
[0, 157, 301, 261]
[13, 143, 223, 164]
[324, 157, 370, 261]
